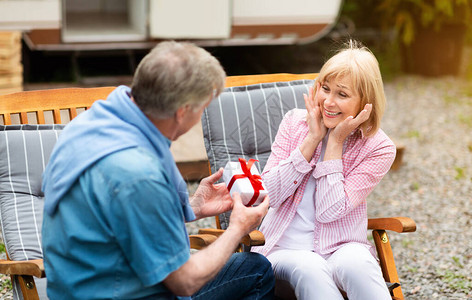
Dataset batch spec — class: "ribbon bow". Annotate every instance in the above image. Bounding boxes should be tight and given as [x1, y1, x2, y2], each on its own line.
[227, 158, 265, 206]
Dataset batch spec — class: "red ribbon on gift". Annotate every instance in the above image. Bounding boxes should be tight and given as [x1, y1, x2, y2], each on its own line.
[227, 158, 265, 206]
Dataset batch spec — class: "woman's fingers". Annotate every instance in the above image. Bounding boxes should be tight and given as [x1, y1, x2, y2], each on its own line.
[304, 86, 317, 110]
[352, 103, 372, 125]
[311, 84, 320, 108]
[303, 93, 311, 110]
[304, 94, 313, 112]
[332, 103, 372, 142]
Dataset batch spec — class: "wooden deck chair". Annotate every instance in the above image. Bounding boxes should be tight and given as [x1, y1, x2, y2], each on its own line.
[0, 87, 223, 300]
[200, 73, 416, 300]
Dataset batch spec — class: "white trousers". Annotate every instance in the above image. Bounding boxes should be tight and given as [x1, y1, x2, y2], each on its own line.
[267, 243, 391, 300]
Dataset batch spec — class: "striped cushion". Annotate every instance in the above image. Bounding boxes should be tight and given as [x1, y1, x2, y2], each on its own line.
[201, 79, 313, 229]
[0, 124, 63, 300]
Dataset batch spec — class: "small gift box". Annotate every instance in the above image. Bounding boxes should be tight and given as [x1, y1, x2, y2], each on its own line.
[223, 158, 268, 207]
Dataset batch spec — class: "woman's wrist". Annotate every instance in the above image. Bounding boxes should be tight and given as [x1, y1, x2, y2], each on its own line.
[300, 134, 321, 162]
[323, 138, 343, 161]
[306, 133, 323, 145]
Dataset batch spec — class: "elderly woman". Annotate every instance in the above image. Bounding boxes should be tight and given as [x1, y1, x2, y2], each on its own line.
[252, 40, 396, 300]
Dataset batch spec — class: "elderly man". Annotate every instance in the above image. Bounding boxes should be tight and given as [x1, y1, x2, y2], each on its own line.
[41, 41, 274, 299]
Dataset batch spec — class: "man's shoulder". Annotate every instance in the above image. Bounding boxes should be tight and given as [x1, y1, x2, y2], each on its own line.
[93, 147, 169, 183]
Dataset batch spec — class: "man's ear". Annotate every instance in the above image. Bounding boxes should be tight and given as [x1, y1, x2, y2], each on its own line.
[175, 105, 188, 124]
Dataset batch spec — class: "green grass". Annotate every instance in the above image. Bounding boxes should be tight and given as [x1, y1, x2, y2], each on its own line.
[435, 256, 472, 293]
[462, 85, 472, 99]
[406, 265, 418, 273]
[440, 270, 472, 293]
[452, 256, 464, 268]
[444, 94, 462, 105]
[0, 277, 11, 291]
[443, 90, 472, 106]
[402, 239, 414, 248]
[0, 242, 11, 293]
[458, 114, 472, 127]
[404, 130, 420, 139]
[410, 182, 420, 191]
[454, 166, 467, 180]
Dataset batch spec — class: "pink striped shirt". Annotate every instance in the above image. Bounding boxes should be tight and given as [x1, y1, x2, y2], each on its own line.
[251, 109, 396, 257]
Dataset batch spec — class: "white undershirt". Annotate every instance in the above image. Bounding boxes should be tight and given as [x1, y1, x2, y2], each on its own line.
[274, 131, 329, 251]
[274, 175, 316, 250]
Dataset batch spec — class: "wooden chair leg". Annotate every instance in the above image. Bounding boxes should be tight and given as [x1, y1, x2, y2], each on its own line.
[372, 229, 404, 299]
[18, 275, 40, 300]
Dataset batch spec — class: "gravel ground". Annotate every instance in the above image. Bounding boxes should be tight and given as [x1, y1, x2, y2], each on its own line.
[368, 76, 472, 299]
[1, 76, 471, 299]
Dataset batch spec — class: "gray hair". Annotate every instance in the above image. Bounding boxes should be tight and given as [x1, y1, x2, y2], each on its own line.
[131, 41, 226, 119]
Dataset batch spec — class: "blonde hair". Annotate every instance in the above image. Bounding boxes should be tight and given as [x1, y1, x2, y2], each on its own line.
[315, 40, 386, 137]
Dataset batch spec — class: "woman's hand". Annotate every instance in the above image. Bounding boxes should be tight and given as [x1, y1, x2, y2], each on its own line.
[324, 103, 372, 161]
[300, 84, 327, 162]
[304, 84, 328, 143]
[331, 103, 372, 143]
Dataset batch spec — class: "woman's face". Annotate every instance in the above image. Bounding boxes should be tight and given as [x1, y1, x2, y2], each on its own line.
[315, 75, 362, 129]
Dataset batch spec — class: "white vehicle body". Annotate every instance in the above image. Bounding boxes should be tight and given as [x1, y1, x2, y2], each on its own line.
[0, 0, 343, 49]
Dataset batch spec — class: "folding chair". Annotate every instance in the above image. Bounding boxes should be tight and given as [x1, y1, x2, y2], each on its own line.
[200, 73, 416, 300]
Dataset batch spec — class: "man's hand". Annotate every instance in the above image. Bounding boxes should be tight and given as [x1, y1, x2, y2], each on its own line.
[190, 168, 233, 220]
[227, 193, 269, 237]
[164, 192, 269, 297]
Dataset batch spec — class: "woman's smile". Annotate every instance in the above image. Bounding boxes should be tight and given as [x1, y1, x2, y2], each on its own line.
[315, 75, 361, 128]
[323, 109, 341, 118]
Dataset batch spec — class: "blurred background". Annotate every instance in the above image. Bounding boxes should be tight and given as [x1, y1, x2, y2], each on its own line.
[0, 0, 470, 89]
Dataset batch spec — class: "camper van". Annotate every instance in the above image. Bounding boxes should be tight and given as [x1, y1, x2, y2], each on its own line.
[0, 0, 342, 49]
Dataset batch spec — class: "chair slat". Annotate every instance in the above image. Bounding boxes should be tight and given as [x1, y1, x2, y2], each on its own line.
[69, 107, 77, 120]
[20, 112, 28, 124]
[52, 109, 61, 124]
[3, 114, 12, 125]
[36, 111, 45, 124]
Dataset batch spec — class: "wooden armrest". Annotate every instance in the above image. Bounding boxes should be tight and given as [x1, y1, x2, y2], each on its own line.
[368, 217, 416, 233]
[198, 228, 265, 247]
[240, 230, 265, 247]
[189, 234, 218, 250]
[197, 228, 225, 236]
[0, 259, 45, 278]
